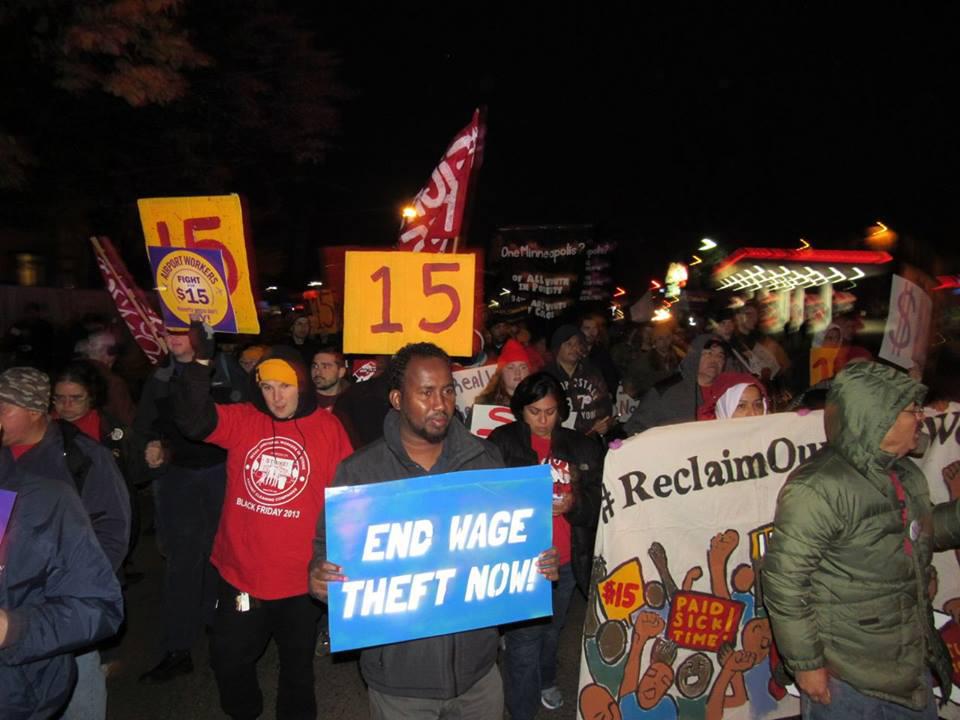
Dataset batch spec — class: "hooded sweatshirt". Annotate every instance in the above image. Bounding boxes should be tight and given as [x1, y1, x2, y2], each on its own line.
[625, 334, 722, 434]
[174, 345, 352, 600]
[763, 362, 960, 709]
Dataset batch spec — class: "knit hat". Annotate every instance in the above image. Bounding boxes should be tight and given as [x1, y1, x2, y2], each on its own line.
[256, 358, 299, 389]
[0, 367, 51, 412]
[497, 339, 531, 368]
[550, 324, 585, 355]
[240, 345, 268, 366]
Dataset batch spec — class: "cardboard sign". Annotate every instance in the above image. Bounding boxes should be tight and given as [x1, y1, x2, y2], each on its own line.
[148, 246, 237, 332]
[0, 490, 15, 546]
[809, 347, 840, 385]
[453, 364, 497, 415]
[138, 194, 260, 334]
[343, 251, 476, 357]
[469, 404, 516, 438]
[324, 466, 553, 652]
[880, 274, 932, 371]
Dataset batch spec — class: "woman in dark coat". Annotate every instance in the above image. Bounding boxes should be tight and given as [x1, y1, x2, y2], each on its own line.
[488, 372, 602, 719]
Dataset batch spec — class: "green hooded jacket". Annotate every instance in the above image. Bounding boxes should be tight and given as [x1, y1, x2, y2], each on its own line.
[762, 361, 960, 709]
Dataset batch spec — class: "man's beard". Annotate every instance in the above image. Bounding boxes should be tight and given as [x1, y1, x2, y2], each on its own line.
[314, 377, 338, 392]
[412, 415, 450, 444]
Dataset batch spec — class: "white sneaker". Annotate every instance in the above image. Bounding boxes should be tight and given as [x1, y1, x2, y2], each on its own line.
[541, 686, 563, 710]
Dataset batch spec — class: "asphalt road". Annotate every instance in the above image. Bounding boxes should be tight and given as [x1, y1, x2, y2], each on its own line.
[106, 505, 586, 720]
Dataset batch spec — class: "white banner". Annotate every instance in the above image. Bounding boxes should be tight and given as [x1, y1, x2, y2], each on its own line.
[578, 404, 960, 719]
[452, 363, 497, 415]
[880, 274, 932, 371]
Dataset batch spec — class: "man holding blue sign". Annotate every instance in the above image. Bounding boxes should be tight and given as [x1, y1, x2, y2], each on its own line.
[310, 342, 559, 720]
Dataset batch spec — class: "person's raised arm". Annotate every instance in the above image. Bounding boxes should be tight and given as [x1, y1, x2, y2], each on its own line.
[172, 322, 219, 441]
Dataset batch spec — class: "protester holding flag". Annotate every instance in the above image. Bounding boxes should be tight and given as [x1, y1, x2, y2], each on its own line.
[487, 372, 601, 718]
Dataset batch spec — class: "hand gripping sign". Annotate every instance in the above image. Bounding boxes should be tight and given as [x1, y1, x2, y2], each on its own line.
[138, 194, 260, 334]
[343, 251, 475, 356]
[324, 466, 553, 652]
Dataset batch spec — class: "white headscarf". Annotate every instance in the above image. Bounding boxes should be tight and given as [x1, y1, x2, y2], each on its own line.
[716, 383, 767, 420]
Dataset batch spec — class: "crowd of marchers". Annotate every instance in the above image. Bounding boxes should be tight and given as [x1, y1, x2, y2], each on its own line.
[1, 301, 959, 720]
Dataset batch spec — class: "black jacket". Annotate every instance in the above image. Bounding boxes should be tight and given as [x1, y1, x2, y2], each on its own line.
[543, 358, 613, 435]
[133, 353, 244, 471]
[486, 421, 602, 594]
[0, 465, 123, 720]
[311, 411, 504, 700]
[1, 422, 131, 572]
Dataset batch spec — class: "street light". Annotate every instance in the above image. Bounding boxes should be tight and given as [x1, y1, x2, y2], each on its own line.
[401, 205, 418, 220]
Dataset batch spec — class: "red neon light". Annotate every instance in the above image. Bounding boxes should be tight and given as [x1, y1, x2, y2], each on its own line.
[613, 286, 626, 298]
[714, 247, 893, 275]
[933, 275, 960, 291]
[302, 290, 319, 300]
[650, 279, 662, 289]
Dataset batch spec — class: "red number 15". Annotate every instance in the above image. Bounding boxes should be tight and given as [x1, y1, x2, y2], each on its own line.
[371, 262, 461, 334]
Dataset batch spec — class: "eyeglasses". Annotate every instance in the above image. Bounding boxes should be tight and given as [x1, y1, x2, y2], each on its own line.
[53, 393, 89, 405]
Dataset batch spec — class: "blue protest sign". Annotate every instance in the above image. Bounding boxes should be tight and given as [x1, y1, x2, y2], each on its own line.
[324, 465, 554, 652]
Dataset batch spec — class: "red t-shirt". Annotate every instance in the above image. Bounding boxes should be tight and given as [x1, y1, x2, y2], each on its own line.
[530, 433, 572, 566]
[206, 403, 353, 599]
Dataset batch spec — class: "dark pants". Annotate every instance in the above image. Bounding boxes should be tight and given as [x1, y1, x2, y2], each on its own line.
[503, 563, 576, 720]
[368, 664, 503, 720]
[153, 462, 226, 652]
[210, 579, 321, 720]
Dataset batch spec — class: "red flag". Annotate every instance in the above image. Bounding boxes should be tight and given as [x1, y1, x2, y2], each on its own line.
[398, 109, 483, 253]
[90, 236, 167, 365]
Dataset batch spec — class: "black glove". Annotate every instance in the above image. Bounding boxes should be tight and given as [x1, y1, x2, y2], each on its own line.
[189, 321, 216, 361]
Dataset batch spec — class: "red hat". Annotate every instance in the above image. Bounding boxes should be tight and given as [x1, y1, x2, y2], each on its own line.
[497, 339, 531, 368]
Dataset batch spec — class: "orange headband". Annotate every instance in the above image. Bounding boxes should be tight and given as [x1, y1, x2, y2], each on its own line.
[256, 358, 298, 388]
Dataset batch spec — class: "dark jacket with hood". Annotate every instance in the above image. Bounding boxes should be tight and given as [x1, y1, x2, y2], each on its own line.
[133, 351, 246, 474]
[0, 421, 131, 572]
[625, 334, 717, 434]
[311, 411, 505, 700]
[0, 464, 123, 720]
[763, 362, 960, 710]
[542, 358, 612, 435]
[486, 421, 601, 593]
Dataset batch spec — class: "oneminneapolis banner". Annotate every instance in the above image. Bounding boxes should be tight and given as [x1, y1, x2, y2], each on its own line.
[578, 404, 960, 720]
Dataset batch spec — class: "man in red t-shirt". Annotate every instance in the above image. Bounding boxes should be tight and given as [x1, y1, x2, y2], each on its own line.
[173, 328, 352, 720]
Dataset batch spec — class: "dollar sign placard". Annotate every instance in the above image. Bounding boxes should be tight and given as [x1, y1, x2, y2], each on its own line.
[596, 558, 645, 621]
[888, 285, 916, 354]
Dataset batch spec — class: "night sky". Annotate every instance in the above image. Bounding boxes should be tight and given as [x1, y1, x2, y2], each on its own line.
[306, 4, 960, 278]
[3, 3, 960, 290]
